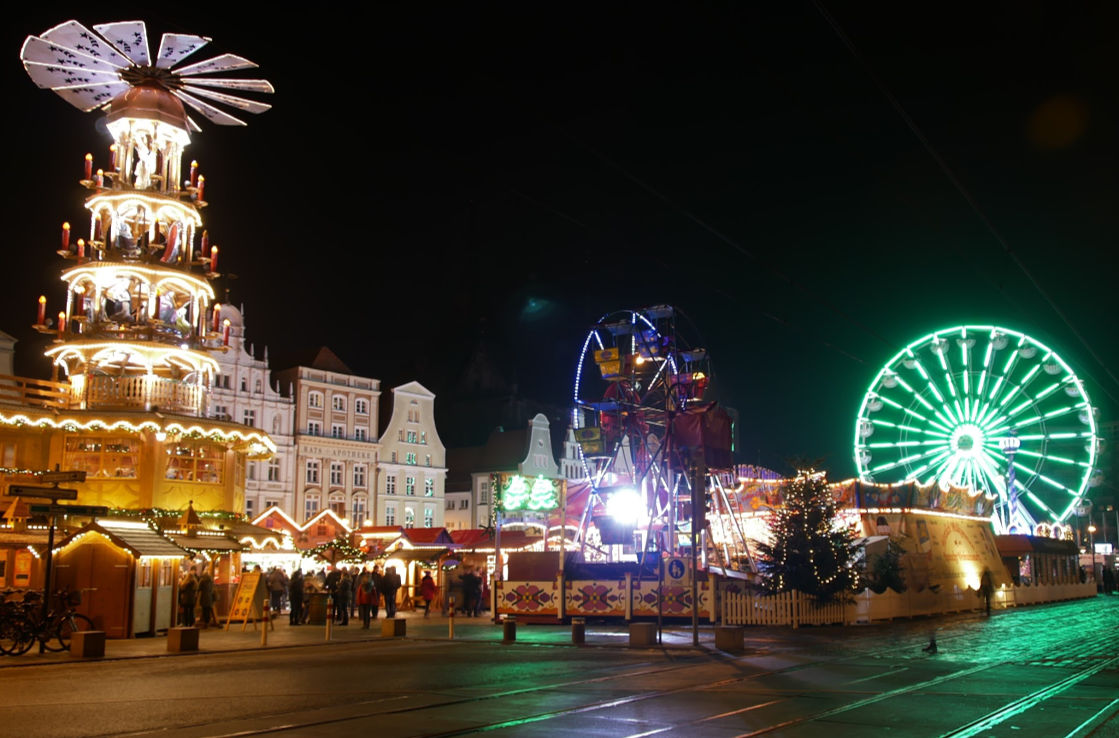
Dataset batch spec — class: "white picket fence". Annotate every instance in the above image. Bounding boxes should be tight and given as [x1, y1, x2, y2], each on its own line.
[722, 581, 1097, 627]
[722, 590, 848, 627]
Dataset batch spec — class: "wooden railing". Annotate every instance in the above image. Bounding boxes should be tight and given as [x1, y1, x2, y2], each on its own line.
[80, 374, 204, 415]
[0, 374, 71, 409]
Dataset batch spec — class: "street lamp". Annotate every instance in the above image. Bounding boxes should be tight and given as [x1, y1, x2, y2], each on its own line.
[1088, 523, 1097, 581]
[999, 433, 1021, 532]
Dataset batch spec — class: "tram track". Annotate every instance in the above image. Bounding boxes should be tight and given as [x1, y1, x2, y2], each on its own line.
[118, 618, 1119, 738]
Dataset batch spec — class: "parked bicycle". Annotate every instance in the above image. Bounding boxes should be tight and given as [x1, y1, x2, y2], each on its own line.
[0, 588, 94, 655]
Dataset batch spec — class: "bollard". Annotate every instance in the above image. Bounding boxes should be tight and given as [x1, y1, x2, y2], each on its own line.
[261, 600, 269, 647]
[571, 617, 585, 645]
[449, 597, 455, 640]
[325, 595, 333, 641]
[502, 616, 516, 643]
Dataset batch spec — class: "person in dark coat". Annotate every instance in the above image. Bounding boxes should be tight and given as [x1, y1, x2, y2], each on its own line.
[198, 566, 217, 628]
[179, 566, 198, 627]
[381, 566, 401, 618]
[289, 569, 304, 625]
[370, 566, 384, 620]
[335, 569, 351, 625]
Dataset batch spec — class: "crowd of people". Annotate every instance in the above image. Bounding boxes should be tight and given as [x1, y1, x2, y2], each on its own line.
[178, 562, 492, 627]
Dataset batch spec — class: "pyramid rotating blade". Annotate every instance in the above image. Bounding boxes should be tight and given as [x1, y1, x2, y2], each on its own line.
[21, 35, 123, 73]
[54, 81, 130, 112]
[173, 53, 258, 77]
[40, 20, 131, 69]
[175, 90, 247, 126]
[178, 77, 274, 94]
[23, 61, 122, 90]
[187, 116, 203, 133]
[94, 21, 151, 67]
[181, 85, 272, 114]
[156, 33, 211, 69]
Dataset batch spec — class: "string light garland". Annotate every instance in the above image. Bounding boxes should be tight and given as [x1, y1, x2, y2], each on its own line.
[755, 469, 861, 603]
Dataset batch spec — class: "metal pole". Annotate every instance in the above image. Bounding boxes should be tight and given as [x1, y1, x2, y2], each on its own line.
[40, 513, 57, 654]
[691, 463, 701, 648]
[493, 507, 502, 625]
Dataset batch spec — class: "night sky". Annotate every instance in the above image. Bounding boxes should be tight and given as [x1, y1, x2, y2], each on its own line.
[6, 5, 1119, 478]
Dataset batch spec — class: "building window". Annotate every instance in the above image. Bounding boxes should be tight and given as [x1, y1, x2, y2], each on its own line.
[355, 426, 367, 441]
[243, 409, 256, 427]
[406, 452, 417, 465]
[423, 506, 434, 528]
[445, 499, 455, 510]
[330, 462, 344, 486]
[332, 395, 346, 412]
[306, 460, 320, 484]
[266, 499, 279, 510]
[267, 458, 281, 482]
[255, 378, 262, 393]
[386, 475, 396, 495]
[404, 507, 415, 528]
[64, 436, 139, 479]
[353, 495, 366, 523]
[479, 482, 489, 505]
[331, 424, 345, 439]
[405, 476, 415, 496]
[221, 375, 231, 389]
[247, 463, 257, 481]
[272, 416, 282, 434]
[308, 391, 323, 408]
[353, 464, 366, 488]
[212, 404, 229, 421]
[459, 499, 469, 510]
[385, 505, 396, 525]
[304, 493, 320, 521]
[391, 451, 397, 463]
[165, 442, 224, 483]
[329, 492, 346, 517]
[421, 431, 427, 444]
[308, 420, 321, 436]
[425, 454, 431, 466]
[406, 430, 418, 443]
[424, 478, 434, 497]
[240, 377, 247, 392]
[245, 498, 254, 518]
[355, 398, 369, 415]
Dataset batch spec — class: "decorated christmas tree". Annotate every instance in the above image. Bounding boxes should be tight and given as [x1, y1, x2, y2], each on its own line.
[756, 469, 859, 602]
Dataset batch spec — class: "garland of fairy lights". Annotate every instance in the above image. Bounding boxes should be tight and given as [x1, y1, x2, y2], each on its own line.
[305, 536, 366, 563]
[756, 471, 860, 601]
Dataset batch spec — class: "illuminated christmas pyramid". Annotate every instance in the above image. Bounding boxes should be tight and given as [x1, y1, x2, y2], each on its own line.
[22, 20, 274, 414]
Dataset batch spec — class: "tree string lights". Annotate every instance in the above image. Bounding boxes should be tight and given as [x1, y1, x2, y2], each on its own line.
[756, 470, 860, 603]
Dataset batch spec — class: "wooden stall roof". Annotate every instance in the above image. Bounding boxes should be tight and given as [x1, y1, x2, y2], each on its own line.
[996, 534, 1079, 557]
[58, 520, 188, 558]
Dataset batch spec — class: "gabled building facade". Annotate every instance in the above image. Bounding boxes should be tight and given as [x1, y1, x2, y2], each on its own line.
[376, 382, 447, 529]
[445, 413, 560, 530]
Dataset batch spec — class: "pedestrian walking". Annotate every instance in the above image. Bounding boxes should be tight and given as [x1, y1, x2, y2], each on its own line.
[979, 568, 994, 616]
[419, 570, 436, 617]
[357, 570, 376, 628]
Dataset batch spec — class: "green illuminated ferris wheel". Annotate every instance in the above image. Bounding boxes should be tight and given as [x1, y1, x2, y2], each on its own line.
[854, 325, 1099, 532]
